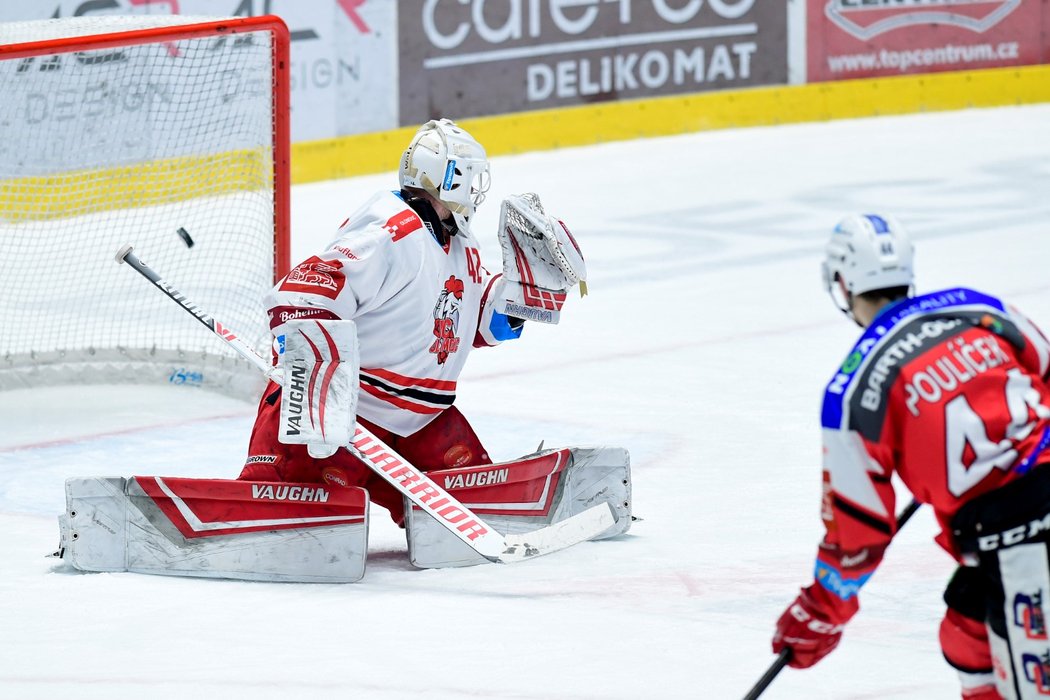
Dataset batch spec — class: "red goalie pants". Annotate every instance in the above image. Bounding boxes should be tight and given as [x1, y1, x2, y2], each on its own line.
[238, 380, 493, 525]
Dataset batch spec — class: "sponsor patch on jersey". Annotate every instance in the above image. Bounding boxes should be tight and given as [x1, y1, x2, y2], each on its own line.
[332, 245, 359, 260]
[1013, 591, 1048, 640]
[1020, 651, 1050, 690]
[268, 306, 342, 331]
[815, 560, 872, 601]
[268, 306, 341, 332]
[280, 256, 346, 299]
[383, 208, 424, 243]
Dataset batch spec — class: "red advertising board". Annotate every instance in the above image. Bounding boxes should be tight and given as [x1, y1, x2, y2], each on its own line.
[808, 0, 1048, 82]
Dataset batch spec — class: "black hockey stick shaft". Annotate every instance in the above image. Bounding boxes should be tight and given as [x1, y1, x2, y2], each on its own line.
[117, 244, 216, 333]
[115, 244, 281, 382]
[742, 498, 922, 700]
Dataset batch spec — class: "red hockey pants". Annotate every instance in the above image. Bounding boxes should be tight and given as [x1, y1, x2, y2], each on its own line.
[238, 381, 492, 525]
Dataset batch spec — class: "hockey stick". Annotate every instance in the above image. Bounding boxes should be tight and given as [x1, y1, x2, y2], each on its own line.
[115, 244, 615, 564]
[742, 498, 922, 700]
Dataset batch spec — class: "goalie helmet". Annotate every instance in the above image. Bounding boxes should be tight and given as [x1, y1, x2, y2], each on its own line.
[821, 213, 914, 314]
[399, 118, 491, 231]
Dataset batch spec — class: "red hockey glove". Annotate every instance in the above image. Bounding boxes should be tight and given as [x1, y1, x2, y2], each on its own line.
[772, 586, 845, 669]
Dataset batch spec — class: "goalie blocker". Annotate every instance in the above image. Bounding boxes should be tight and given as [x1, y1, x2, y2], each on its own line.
[53, 447, 631, 581]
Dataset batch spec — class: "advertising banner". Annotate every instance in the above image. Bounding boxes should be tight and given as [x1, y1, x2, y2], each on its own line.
[397, 0, 788, 126]
[0, 0, 399, 141]
[808, 0, 1047, 82]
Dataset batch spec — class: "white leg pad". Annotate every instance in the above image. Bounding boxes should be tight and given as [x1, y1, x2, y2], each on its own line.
[57, 476, 369, 583]
[407, 446, 631, 568]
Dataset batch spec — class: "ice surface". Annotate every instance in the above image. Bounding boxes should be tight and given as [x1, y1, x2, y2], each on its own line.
[2, 104, 1050, 699]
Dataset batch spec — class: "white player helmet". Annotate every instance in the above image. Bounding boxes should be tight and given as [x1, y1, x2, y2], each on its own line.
[821, 213, 914, 314]
[399, 118, 491, 231]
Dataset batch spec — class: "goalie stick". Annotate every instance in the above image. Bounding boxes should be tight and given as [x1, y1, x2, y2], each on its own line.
[115, 244, 615, 564]
[742, 499, 922, 700]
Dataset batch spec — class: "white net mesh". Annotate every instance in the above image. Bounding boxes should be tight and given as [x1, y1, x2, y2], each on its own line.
[0, 16, 284, 398]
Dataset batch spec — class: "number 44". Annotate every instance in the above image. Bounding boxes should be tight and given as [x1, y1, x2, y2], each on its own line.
[947, 368, 1050, 497]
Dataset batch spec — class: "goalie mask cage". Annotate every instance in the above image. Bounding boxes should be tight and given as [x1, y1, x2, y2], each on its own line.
[0, 15, 290, 399]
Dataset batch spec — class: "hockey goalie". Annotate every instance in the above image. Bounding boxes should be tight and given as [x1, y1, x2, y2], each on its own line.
[54, 119, 632, 583]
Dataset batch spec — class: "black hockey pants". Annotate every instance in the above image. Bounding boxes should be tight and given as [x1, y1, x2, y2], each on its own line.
[951, 465, 1050, 700]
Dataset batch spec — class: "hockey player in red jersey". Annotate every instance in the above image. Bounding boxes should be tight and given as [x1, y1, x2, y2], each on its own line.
[771, 214, 1050, 699]
[237, 118, 590, 528]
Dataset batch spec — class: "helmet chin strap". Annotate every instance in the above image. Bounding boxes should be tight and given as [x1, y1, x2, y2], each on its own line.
[830, 277, 865, 329]
[404, 191, 458, 244]
[834, 295, 864, 328]
[846, 305, 865, 329]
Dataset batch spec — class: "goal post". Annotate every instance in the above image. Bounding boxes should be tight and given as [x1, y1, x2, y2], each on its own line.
[0, 15, 290, 399]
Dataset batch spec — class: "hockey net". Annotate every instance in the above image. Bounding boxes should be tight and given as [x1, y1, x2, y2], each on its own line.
[0, 15, 289, 399]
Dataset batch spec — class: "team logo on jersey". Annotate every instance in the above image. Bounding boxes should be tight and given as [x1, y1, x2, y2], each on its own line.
[1021, 651, 1050, 694]
[1015, 592, 1049, 640]
[824, 0, 1020, 41]
[431, 276, 464, 364]
[280, 256, 346, 299]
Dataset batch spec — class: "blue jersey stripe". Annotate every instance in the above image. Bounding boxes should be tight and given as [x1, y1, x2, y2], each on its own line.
[821, 288, 1007, 430]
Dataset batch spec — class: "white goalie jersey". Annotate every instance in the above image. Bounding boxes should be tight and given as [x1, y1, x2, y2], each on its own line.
[266, 190, 519, 437]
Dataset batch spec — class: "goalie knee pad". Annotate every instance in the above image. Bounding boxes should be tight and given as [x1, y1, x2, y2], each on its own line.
[55, 476, 369, 583]
[406, 446, 631, 568]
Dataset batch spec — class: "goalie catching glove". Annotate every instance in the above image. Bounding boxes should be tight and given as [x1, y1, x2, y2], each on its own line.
[277, 319, 359, 459]
[495, 193, 586, 324]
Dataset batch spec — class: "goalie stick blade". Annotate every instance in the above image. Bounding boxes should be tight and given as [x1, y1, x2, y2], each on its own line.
[496, 502, 616, 564]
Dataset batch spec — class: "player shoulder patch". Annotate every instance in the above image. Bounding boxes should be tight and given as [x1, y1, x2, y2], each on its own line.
[280, 256, 346, 299]
[383, 208, 424, 243]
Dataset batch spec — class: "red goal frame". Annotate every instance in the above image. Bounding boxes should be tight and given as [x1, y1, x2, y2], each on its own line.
[0, 14, 292, 279]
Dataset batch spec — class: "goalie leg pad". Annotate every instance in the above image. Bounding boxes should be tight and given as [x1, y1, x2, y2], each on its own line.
[57, 476, 369, 583]
[406, 446, 631, 568]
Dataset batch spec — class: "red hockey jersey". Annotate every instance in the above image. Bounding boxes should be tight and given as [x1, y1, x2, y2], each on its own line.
[813, 288, 1050, 623]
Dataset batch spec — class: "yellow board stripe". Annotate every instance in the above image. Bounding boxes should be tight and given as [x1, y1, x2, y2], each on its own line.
[4, 63, 1047, 216]
[1, 148, 271, 222]
[292, 63, 1050, 184]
